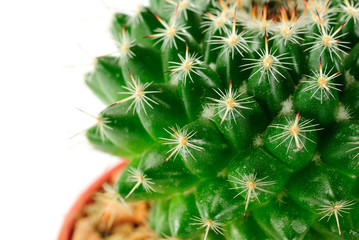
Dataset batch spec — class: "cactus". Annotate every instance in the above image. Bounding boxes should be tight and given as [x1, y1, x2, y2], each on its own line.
[83, 0, 359, 239]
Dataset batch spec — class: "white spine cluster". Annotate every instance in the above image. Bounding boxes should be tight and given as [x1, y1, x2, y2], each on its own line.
[115, 26, 136, 64]
[125, 167, 156, 200]
[304, 12, 349, 60]
[167, 43, 204, 84]
[242, 32, 293, 83]
[111, 70, 161, 114]
[269, 113, 322, 153]
[209, 82, 254, 125]
[317, 200, 356, 236]
[302, 60, 341, 103]
[209, 10, 252, 58]
[190, 216, 224, 240]
[339, 0, 359, 23]
[229, 171, 275, 216]
[160, 126, 204, 164]
[146, 8, 189, 50]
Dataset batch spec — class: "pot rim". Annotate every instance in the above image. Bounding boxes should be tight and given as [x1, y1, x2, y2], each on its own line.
[57, 160, 128, 240]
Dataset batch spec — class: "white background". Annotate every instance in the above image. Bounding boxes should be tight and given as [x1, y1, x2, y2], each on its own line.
[0, 0, 146, 239]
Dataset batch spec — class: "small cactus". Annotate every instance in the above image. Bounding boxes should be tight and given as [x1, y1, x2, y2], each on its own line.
[83, 0, 359, 239]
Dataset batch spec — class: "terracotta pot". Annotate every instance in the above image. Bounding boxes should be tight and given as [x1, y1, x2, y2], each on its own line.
[58, 161, 128, 240]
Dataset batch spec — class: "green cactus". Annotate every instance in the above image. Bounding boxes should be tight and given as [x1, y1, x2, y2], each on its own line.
[83, 0, 359, 239]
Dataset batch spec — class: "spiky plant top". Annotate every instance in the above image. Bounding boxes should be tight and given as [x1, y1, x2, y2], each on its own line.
[83, 0, 359, 239]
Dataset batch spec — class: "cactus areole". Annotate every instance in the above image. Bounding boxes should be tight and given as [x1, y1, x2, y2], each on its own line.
[83, 0, 359, 239]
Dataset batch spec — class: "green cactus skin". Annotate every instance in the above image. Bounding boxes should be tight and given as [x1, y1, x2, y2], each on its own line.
[83, 1, 359, 239]
[150, 198, 172, 236]
[344, 42, 359, 80]
[85, 57, 127, 105]
[342, 81, 359, 119]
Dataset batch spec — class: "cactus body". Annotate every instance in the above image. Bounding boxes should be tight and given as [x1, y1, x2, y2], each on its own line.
[84, 1, 359, 239]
